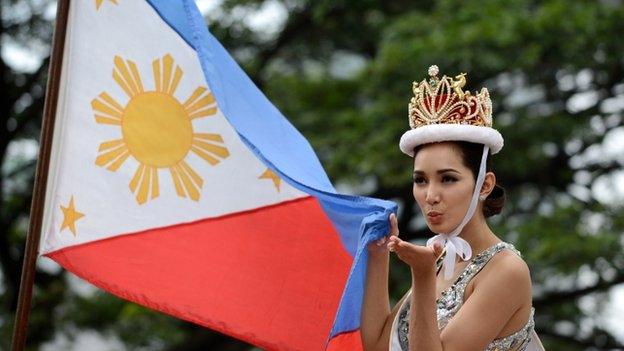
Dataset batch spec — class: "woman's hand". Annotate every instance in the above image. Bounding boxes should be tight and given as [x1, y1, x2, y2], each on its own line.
[367, 213, 399, 255]
[387, 231, 444, 279]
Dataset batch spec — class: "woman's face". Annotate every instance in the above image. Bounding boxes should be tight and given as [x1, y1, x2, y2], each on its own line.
[412, 142, 476, 234]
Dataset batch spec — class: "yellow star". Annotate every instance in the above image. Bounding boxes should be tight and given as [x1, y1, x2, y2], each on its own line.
[60, 196, 85, 236]
[258, 168, 281, 192]
[95, 0, 118, 10]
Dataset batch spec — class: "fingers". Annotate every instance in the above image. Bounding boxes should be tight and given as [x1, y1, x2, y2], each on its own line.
[389, 213, 399, 237]
[372, 213, 400, 250]
[374, 237, 387, 247]
[433, 242, 443, 257]
[386, 235, 402, 252]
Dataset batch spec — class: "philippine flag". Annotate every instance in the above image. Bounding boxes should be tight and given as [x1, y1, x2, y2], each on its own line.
[39, 1, 396, 350]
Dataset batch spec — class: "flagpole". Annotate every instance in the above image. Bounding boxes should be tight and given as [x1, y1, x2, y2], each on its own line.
[11, 0, 71, 350]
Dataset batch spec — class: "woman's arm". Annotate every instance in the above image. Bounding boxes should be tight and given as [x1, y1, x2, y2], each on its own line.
[361, 250, 413, 351]
[360, 250, 390, 350]
[408, 268, 443, 351]
[360, 213, 402, 351]
[386, 236, 443, 350]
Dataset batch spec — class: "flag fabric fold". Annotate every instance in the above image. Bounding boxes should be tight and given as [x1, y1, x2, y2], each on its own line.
[39, 1, 397, 350]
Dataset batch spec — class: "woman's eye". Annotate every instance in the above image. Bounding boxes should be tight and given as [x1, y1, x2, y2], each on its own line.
[442, 176, 457, 183]
[413, 177, 425, 184]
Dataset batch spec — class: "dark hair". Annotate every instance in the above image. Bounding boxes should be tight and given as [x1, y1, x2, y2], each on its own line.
[413, 141, 506, 218]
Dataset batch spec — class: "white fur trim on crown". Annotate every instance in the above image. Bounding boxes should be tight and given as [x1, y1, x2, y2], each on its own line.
[399, 124, 504, 157]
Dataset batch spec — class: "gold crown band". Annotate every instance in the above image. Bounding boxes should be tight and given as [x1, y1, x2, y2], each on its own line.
[408, 65, 492, 129]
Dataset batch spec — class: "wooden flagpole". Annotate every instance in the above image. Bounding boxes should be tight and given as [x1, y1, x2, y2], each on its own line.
[11, 0, 71, 349]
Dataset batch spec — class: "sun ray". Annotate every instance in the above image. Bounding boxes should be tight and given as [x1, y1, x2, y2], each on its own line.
[152, 59, 162, 92]
[116, 55, 143, 95]
[171, 163, 200, 201]
[170, 166, 186, 198]
[98, 139, 125, 151]
[129, 164, 159, 204]
[192, 140, 229, 159]
[177, 169, 200, 201]
[129, 164, 146, 195]
[106, 150, 130, 171]
[137, 166, 153, 204]
[150, 166, 159, 199]
[127, 61, 145, 94]
[137, 165, 151, 204]
[96, 139, 131, 171]
[162, 55, 173, 93]
[179, 160, 203, 188]
[186, 92, 216, 113]
[182, 87, 207, 108]
[113, 71, 135, 98]
[168, 67, 183, 95]
[98, 92, 125, 112]
[113, 69, 135, 98]
[194, 133, 224, 142]
[152, 54, 183, 94]
[190, 146, 218, 165]
[94, 115, 121, 126]
[188, 107, 218, 120]
[113, 56, 143, 98]
[97, 142, 125, 156]
[184, 91, 217, 120]
[92, 92, 123, 125]
[190, 133, 229, 165]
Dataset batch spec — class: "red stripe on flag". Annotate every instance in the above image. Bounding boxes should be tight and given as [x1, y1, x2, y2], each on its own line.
[46, 196, 352, 351]
[326, 330, 363, 351]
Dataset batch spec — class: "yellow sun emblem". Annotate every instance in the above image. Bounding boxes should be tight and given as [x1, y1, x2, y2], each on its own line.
[92, 54, 229, 204]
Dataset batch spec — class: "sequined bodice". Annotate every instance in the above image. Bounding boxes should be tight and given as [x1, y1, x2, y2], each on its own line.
[396, 242, 535, 351]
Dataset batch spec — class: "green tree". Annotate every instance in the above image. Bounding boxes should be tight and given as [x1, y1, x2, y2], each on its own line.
[1, 0, 623, 349]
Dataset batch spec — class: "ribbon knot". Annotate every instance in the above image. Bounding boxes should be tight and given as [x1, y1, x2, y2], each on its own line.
[426, 234, 472, 280]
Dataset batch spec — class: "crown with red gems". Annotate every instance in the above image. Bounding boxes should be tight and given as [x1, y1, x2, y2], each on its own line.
[399, 65, 503, 156]
[408, 65, 492, 128]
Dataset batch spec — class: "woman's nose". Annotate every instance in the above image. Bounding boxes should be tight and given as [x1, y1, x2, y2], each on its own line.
[425, 184, 440, 204]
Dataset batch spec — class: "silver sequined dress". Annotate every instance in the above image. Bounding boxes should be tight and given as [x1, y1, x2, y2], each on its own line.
[389, 242, 545, 351]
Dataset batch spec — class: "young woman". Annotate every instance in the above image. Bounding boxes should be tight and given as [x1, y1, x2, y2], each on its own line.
[360, 66, 545, 351]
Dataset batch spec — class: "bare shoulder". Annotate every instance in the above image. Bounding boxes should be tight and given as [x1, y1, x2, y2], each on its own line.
[492, 248, 530, 272]
[474, 248, 532, 303]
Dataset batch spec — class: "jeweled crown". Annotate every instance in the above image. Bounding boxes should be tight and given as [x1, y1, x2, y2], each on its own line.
[408, 65, 492, 129]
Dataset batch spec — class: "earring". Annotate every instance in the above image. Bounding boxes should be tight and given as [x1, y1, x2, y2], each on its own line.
[479, 195, 486, 201]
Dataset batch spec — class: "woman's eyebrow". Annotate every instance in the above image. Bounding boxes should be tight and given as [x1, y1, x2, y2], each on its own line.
[413, 168, 460, 175]
[437, 168, 460, 174]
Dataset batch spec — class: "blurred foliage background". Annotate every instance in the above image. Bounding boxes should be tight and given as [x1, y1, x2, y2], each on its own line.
[2, 0, 624, 349]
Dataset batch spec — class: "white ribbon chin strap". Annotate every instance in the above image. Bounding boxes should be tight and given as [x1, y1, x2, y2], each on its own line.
[426, 145, 489, 280]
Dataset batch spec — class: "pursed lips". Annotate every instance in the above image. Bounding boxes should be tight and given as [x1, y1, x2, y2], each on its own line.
[427, 211, 443, 223]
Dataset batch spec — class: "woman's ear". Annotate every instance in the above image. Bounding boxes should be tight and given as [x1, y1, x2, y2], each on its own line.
[480, 172, 496, 198]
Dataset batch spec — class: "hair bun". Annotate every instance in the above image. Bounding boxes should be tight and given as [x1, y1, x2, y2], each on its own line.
[484, 184, 505, 217]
